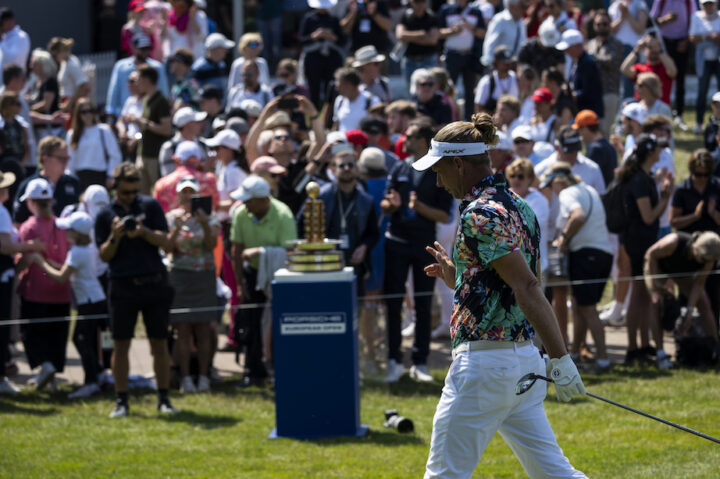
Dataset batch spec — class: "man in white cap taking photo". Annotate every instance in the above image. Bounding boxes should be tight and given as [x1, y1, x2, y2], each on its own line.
[158, 106, 208, 177]
[415, 113, 587, 478]
[229, 175, 297, 388]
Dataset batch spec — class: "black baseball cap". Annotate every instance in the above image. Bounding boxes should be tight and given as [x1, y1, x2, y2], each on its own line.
[556, 128, 582, 153]
[199, 86, 223, 101]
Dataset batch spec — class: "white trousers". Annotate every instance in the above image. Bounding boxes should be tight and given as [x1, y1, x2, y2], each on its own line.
[424, 343, 586, 479]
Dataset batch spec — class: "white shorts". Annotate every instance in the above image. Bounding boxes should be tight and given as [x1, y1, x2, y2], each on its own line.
[424, 342, 586, 479]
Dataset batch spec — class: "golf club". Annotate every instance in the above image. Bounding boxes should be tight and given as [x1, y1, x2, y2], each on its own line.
[516, 373, 720, 445]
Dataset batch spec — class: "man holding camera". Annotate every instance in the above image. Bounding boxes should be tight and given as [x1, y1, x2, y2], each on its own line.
[96, 163, 176, 418]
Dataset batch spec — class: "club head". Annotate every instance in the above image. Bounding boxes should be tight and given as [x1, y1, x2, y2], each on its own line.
[515, 373, 553, 396]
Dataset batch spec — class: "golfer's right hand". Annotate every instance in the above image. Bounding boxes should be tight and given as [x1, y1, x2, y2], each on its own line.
[548, 354, 586, 402]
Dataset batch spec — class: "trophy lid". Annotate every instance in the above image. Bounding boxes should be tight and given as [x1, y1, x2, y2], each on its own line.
[306, 181, 320, 200]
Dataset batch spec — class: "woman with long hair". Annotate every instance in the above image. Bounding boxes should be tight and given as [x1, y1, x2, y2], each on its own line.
[616, 133, 675, 364]
[541, 66, 574, 129]
[66, 98, 122, 191]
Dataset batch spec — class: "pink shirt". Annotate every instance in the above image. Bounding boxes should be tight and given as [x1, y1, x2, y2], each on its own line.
[17, 216, 71, 303]
[153, 165, 219, 213]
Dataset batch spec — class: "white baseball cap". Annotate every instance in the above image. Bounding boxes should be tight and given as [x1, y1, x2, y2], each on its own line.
[204, 33, 235, 51]
[493, 131, 513, 151]
[20, 178, 53, 202]
[239, 99, 262, 117]
[83, 185, 110, 219]
[622, 102, 648, 125]
[204, 129, 242, 151]
[56, 211, 94, 235]
[173, 107, 207, 128]
[174, 141, 203, 163]
[230, 175, 271, 201]
[176, 175, 200, 193]
[555, 29, 584, 51]
[712, 91, 720, 103]
[511, 125, 534, 141]
[538, 22, 560, 48]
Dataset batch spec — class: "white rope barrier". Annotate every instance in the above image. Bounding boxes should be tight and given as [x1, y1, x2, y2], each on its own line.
[2, 269, 718, 326]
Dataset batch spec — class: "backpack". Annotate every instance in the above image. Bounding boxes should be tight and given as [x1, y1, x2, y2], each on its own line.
[602, 180, 629, 234]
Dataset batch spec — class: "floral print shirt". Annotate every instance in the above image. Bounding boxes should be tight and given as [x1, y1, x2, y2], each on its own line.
[450, 173, 540, 348]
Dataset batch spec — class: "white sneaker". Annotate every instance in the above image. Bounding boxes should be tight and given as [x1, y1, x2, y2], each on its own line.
[157, 402, 179, 414]
[384, 359, 406, 383]
[0, 377, 20, 394]
[674, 116, 689, 132]
[68, 383, 101, 399]
[180, 376, 197, 394]
[401, 321, 415, 338]
[601, 303, 626, 327]
[431, 323, 450, 339]
[197, 375, 211, 392]
[409, 365, 434, 383]
[109, 403, 128, 418]
[657, 354, 673, 370]
[35, 361, 56, 391]
[693, 124, 703, 134]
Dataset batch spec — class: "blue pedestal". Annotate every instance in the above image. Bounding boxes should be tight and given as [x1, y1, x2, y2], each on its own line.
[270, 268, 368, 439]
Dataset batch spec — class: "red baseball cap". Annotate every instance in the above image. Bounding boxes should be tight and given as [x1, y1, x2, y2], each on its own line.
[129, 0, 145, 12]
[532, 88, 553, 103]
[345, 129, 368, 146]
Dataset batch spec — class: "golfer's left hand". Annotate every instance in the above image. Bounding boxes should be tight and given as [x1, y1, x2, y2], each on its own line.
[548, 354, 586, 402]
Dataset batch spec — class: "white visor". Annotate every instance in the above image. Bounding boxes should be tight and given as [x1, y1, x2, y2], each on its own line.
[413, 140, 489, 171]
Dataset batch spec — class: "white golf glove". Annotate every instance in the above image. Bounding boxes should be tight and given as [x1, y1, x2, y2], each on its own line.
[547, 354, 586, 402]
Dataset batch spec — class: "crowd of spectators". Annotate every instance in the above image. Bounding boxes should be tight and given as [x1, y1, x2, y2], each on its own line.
[2, 0, 720, 416]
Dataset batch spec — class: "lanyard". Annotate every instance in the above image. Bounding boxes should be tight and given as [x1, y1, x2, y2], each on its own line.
[336, 189, 356, 233]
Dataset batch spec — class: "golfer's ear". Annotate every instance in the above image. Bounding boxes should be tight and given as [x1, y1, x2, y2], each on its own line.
[453, 156, 463, 171]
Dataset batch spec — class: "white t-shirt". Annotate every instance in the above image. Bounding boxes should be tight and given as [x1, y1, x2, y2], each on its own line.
[535, 152, 607, 194]
[163, 10, 208, 60]
[58, 55, 88, 99]
[558, 184, 612, 253]
[609, 0, 648, 46]
[689, 12, 720, 60]
[227, 56, 271, 90]
[0, 204, 18, 281]
[530, 114, 558, 144]
[472, 0, 495, 23]
[524, 188, 549, 272]
[474, 70, 519, 107]
[519, 96, 535, 126]
[216, 161, 247, 203]
[333, 92, 381, 133]
[541, 11, 578, 33]
[66, 124, 122, 176]
[444, 9, 480, 52]
[65, 245, 106, 304]
[120, 95, 143, 139]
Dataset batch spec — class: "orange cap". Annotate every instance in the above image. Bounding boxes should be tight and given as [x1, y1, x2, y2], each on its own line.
[572, 110, 600, 129]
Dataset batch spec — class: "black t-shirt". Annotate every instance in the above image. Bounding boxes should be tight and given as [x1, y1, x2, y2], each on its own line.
[670, 177, 720, 234]
[384, 160, 453, 244]
[658, 231, 704, 274]
[517, 39, 565, 77]
[350, 1, 391, 53]
[414, 92, 453, 127]
[587, 138, 617, 187]
[400, 8, 440, 58]
[13, 172, 81, 224]
[624, 169, 659, 240]
[94, 194, 169, 279]
[31, 78, 60, 114]
[299, 10, 345, 47]
[139, 90, 171, 158]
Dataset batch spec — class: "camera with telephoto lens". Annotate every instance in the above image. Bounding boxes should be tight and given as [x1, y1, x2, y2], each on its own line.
[121, 213, 146, 232]
[384, 409, 414, 433]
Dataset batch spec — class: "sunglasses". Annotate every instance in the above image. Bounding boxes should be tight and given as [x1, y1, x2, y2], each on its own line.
[507, 174, 525, 180]
[274, 134, 291, 141]
[270, 173, 283, 178]
[79, 109, 94, 114]
[117, 188, 139, 196]
[693, 171, 712, 177]
[248, 41, 261, 48]
[595, 22, 609, 27]
[417, 82, 434, 88]
[336, 163, 355, 170]
[513, 139, 531, 145]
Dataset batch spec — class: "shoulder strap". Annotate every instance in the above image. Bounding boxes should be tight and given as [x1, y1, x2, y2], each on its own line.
[98, 126, 109, 165]
[545, 118, 557, 142]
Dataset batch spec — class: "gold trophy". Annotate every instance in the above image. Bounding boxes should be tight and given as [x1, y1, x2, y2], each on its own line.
[287, 182, 345, 272]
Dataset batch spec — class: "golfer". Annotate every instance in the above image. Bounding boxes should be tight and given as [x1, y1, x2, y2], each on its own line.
[417, 114, 587, 478]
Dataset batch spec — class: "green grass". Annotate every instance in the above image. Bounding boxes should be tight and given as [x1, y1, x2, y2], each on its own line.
[1, 366, 720, 478]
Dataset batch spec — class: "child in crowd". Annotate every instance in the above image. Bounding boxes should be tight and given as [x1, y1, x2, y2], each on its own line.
[30, 211, 107, 399]
[16, 178, 71, 390]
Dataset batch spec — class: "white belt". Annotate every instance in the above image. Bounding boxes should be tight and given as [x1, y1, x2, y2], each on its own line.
[452, 340, 531, 360]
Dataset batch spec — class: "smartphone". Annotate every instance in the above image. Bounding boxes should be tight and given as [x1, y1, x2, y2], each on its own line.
[191, 195, 212, 216]
[277, 97, 299, 111]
